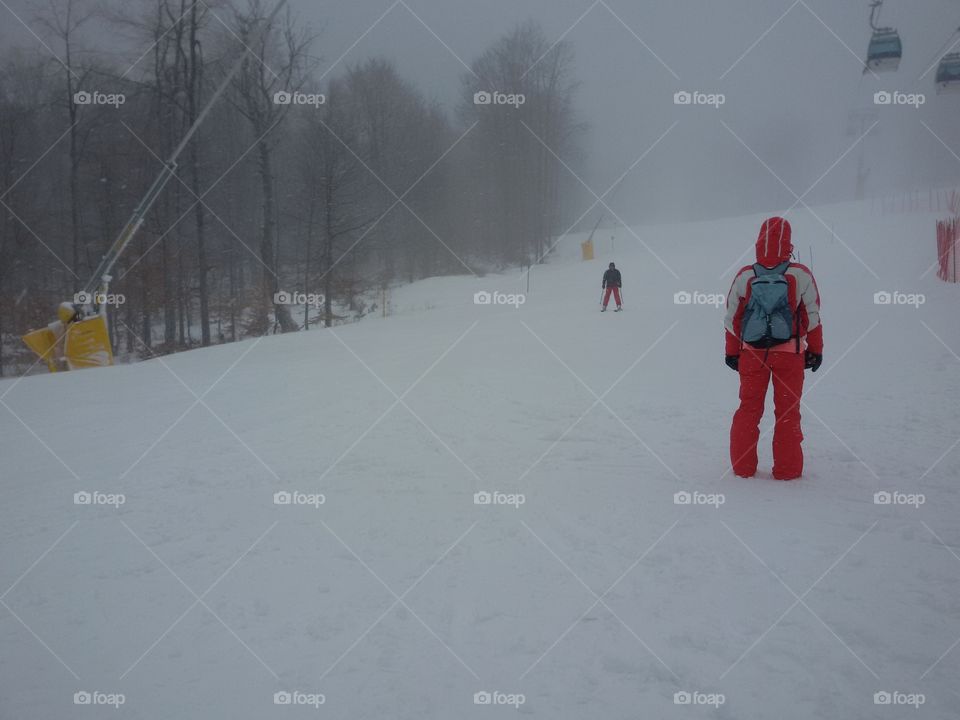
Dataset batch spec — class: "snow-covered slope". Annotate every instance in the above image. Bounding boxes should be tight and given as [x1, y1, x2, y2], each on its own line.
[2, 201, 958, 719]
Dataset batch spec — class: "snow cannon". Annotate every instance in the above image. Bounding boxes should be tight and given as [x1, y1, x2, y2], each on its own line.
[21, 290, 114, 373]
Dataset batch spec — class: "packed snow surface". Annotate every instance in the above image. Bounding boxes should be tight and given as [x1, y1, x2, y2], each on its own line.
[2, 201, 959, 719]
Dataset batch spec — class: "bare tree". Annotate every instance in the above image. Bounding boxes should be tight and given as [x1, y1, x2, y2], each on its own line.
[460, 21, 583, 265]
[230, 0, 315, 333]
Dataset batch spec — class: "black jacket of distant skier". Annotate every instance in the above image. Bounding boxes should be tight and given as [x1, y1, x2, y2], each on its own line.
[602, 268, 622, 288]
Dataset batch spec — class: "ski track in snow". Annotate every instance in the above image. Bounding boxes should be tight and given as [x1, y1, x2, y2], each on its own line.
[1, 202, 959, 719]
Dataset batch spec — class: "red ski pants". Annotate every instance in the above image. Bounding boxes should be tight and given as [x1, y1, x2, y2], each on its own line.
[730, 349, 805, 479]
[603, 286, 621, 307]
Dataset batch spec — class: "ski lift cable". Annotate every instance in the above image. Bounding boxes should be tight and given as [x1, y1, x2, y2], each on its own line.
[918, 25, 960, 81]
[82, 0, 289, 295]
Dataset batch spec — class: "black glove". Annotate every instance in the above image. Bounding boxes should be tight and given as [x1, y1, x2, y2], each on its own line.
[725, 355, 739, 372]
[804, 351, 822, 372]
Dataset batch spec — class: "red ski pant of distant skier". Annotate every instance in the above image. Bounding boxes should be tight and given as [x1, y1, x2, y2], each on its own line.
[730, 348, 805, 479]
[603, 286, 621, 307]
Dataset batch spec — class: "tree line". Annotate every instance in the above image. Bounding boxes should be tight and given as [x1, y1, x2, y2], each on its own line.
[0, 0, 584, 375]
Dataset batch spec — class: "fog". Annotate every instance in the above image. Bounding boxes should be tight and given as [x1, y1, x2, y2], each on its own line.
[4, 0, 959, 225]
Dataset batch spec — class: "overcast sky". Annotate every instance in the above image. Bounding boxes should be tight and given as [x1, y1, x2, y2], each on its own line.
[4, 0, 960, 225]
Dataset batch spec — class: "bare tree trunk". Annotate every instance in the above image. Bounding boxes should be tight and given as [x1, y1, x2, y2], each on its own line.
[323, 179, 334, 328]
[188, 0, 211, 345]
[257, 140, 297, 331]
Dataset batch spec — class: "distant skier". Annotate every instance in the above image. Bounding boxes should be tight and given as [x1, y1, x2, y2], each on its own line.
[724, 217, 822, 480]
[601, 262, 622, 312]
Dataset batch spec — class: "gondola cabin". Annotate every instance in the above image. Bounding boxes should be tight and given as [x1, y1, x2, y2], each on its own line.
[865, 28, 902, 72]
[936, 52, 960, 94]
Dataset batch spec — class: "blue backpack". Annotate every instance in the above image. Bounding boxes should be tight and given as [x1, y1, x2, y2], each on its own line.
[740, 261, 796, 349]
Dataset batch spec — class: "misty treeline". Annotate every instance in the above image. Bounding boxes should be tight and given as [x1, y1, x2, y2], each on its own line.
[0, 0, 584, 374]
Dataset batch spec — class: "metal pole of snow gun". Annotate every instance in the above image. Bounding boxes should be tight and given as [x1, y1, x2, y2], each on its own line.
[83, 0, 288, 300]
[22, 0, 288, 372]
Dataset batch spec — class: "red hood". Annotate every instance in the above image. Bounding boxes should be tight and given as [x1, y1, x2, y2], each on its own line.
[756, 217, 792, 267]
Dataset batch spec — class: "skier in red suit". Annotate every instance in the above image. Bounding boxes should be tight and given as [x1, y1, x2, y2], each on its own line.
[724, 217, 823, 480]
[602, 262, 622, 311]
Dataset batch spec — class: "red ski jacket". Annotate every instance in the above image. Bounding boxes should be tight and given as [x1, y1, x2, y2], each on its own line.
[724, 217, 823, 356]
